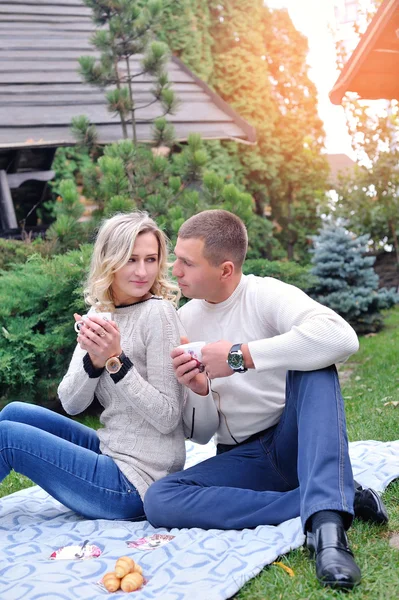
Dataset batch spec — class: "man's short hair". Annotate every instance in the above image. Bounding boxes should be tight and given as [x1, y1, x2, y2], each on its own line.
[178, 210, 248, 268]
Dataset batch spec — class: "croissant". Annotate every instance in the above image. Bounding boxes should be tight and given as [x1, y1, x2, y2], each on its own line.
[103, 572, 121, 592]
[114, 556, 135, 578]
[121, 572, 144, 592]
[133, 563, 143, 575]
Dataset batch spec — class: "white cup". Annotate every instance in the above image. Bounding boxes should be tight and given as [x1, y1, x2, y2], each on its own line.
[178, 341, 206, 372]
[74, 312, 113, 333]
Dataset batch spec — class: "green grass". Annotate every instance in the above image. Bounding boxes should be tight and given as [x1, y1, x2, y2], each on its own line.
[1, 308, 398, 598]
[0, 470, 35, 498]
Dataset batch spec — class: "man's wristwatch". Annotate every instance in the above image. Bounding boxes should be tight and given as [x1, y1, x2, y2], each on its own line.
[227, 343, 248, 373]
[105, 351, 128, 374]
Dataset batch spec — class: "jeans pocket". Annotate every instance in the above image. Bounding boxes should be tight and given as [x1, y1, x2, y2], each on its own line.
[119, 470, 140, 496]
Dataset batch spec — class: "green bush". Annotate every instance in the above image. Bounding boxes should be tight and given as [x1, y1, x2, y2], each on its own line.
[0, 246, 92, 406]
[51, 134, 283, 261]
[243, 259, 317, 292]
[0, 238, 52, 272]
[50, 146, 93, 196]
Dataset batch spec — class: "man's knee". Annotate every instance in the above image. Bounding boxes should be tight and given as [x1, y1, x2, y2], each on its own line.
[286, 365, 339, 395]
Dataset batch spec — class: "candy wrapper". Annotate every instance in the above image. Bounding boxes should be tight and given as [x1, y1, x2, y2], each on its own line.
[50, 541, 102, 560]
[126, 534, 175, 550]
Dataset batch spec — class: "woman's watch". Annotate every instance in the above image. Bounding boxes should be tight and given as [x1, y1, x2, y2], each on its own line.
[105, 351, 128, 374]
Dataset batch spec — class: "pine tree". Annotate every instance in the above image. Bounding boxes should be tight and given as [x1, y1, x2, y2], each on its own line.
[79, 0, 176, 145]
[54, 133, 261, 252]
[310, 224, 398, 333]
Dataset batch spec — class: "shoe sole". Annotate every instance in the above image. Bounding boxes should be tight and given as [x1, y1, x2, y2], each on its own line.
[319, 578, 361, 590]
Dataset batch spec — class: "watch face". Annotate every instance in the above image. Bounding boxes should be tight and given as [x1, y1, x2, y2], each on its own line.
[229, 352, 244, 370]
[105, 357, 122, 374]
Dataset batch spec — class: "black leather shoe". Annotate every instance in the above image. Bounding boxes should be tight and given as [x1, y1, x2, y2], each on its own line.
[306, 523, 361, 590]
[354, 482, 389, 525]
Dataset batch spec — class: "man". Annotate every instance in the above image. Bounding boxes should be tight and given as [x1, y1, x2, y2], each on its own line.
[144, 210, 388, 590]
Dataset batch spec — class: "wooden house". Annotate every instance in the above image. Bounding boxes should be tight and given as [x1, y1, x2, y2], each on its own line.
[0, 0, 256, 237]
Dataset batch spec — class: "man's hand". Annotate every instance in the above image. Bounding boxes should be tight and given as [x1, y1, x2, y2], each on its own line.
[171, 336, 209, 395]
[201, 340, 235, 379]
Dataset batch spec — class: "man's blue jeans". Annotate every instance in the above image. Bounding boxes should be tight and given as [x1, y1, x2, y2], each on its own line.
[144, 366, 355, 531]
[0, 402, 144, 520]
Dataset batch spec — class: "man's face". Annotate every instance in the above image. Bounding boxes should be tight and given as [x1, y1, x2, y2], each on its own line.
[172, 237, 224, 302]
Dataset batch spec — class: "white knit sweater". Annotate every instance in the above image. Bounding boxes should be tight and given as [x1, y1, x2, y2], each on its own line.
[58, 297, 186, 500]
[180, 275, 359, 445]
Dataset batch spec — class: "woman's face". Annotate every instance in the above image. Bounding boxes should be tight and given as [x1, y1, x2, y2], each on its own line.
[111, 231, 160, 306]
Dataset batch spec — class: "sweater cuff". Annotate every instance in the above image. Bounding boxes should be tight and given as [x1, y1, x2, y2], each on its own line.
[110, 353, 134, 384]
[83, 353, 105, 378]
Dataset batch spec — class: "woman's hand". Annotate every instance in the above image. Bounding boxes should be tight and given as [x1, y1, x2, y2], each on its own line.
[74, 313, 122, 368]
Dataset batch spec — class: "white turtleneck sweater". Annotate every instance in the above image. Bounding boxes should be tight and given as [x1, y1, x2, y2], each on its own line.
[179, 275, 359, 445]
[58, 297, 186, 500]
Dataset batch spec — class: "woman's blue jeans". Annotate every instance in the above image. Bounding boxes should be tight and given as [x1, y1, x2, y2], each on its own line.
[0, 402, 144, 520]
[144, 366, 355, 531]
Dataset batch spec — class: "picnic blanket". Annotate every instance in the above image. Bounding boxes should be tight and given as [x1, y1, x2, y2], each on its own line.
[1, 439, 398, 600]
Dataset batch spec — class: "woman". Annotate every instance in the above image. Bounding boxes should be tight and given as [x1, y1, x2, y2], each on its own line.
[0, 212, 185, 520]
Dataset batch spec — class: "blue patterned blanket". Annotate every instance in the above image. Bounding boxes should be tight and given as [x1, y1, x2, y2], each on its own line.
[1, 439, 398, 600]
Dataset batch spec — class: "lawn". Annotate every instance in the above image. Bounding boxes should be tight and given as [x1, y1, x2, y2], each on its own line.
[1, 308, 398, 599]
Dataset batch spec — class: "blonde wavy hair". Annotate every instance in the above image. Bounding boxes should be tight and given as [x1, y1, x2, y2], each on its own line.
[85, 212, 180, 311]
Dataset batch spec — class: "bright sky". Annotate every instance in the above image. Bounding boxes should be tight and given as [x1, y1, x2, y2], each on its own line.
[267, 0, 355, 157]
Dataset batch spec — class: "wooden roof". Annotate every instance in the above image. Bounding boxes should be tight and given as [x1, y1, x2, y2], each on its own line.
[326, 153, 355, 187]
[330, 0, 399, 104]
[0, 0, 256, 149]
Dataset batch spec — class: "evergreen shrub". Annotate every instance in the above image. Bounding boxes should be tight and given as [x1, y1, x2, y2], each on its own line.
[50, 146, 93, 196]
[243, 259, 316, 292]
[310, 224, 398, 334]
[0, 238, 52, 272]
[0, 247, 91, 407]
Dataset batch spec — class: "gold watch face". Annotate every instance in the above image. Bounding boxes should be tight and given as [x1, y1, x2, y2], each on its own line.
[105, 356, 122, 374]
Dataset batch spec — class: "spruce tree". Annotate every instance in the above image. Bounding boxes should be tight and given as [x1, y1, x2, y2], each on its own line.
[310, 224, 398, 333]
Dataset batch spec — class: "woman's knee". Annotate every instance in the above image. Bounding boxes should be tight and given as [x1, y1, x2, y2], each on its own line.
[0, 401, 27, 422]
